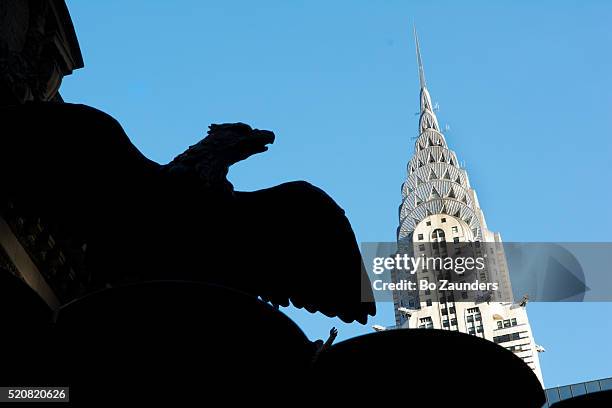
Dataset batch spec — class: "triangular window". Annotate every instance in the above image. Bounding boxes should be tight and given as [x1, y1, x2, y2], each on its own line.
[447, 188, 456, 199]
[429, 169, 437, 180]
[443, 169, 452, 180]
[431, 187, 441, 199]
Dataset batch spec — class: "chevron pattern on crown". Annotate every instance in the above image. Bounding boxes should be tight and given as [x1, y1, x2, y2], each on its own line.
[398, 86, 483, 241]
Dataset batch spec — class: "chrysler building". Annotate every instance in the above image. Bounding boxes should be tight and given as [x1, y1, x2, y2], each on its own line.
[391, 29, 543, 384]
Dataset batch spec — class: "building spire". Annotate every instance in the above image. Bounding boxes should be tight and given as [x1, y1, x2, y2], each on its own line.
[413, 26, 440, 133]
[414, 25, 426, 90]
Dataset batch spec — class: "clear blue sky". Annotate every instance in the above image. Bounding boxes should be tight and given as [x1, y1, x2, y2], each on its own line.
[62, 0, 612, 388]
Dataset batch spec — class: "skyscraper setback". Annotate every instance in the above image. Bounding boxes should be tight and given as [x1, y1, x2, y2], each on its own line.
[392, 29, 543, 384]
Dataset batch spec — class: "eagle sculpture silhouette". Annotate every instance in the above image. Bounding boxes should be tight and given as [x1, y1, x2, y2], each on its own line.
[0, 102, 375, 324]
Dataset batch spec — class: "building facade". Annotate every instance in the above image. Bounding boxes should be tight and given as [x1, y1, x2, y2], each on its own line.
[542, 377, 612, 406]
[0, 0, 85, 309]
[391, 29, 543, 384]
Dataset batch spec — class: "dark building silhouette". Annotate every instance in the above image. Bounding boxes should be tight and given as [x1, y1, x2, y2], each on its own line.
[0, 0, 84, 309]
